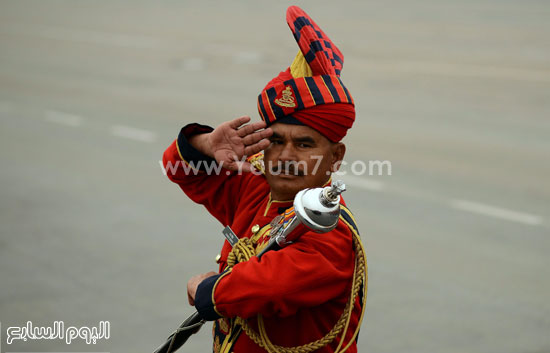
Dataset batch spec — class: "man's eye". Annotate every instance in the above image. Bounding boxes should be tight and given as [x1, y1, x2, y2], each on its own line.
[298, 143, 312, 148]
[270, 139, 283, 145]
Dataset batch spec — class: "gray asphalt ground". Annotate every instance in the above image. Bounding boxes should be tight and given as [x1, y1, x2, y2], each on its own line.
[1, 1, 549, 352]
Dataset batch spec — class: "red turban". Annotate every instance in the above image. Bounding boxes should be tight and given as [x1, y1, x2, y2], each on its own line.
[257, 6, 355, 142]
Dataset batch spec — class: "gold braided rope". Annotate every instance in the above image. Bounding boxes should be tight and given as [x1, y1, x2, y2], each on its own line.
[225, 233, 367, 353]
[226, 238, 257, 267]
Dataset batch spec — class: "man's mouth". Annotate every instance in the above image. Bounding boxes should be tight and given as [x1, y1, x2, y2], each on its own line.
[278, 171, 303, 179]
[269, 165, 305, 177]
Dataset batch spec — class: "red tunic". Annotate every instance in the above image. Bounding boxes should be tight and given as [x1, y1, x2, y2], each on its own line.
[163, 124, 364, 352]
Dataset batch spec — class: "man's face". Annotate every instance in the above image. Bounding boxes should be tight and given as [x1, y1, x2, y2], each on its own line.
[263, 122, 345, 201]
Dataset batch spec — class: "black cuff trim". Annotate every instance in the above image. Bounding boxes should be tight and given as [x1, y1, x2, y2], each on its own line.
[177, 123, 216, 170]
[195, 273, 223, 321]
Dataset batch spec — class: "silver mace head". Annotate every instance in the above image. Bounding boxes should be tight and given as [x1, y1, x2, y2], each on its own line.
[262, 180, 347, 252]
[294, 180, 346, 233]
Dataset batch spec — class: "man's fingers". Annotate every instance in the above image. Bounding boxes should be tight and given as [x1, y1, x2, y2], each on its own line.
[260, 127, 273, 139]
[244, 139, 271, 156]
[236, 123, 257, 137]
[242, 129, 272, 146]
[228, 116, 251, 129]
[237, 121, 268, 138]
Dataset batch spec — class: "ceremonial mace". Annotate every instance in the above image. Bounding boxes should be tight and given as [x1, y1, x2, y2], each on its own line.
[153, 180, 346, 353]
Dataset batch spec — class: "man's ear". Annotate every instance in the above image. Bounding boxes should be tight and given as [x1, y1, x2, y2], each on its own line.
[331, 143, 346, 172]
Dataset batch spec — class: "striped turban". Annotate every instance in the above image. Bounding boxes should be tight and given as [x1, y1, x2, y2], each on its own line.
[257, 6, 355, 142]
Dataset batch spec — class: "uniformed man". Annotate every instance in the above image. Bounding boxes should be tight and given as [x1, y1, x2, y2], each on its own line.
[163, 6, 365, 353]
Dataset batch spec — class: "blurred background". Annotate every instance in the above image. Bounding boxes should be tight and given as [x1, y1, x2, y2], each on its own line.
[1, 0, 549, 352]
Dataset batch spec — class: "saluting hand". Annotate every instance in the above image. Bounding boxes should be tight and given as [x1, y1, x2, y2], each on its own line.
[190, 116, 273, 172]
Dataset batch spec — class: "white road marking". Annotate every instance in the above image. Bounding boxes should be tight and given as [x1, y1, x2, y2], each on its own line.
[45, 110, 83, 126]
[450, 199, 542, 226]
[233, 51, 262, 65]
[341, 175, 385, 191]
[182, 58, 205, 72]
[369, 60, 550, 83]
[1, 23, 160, 49]
[110, 125, 156, 143]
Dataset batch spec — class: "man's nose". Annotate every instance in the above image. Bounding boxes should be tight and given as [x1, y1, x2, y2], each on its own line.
[278, 142, 297, 161]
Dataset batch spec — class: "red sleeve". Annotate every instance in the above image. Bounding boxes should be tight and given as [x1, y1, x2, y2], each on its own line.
[194, 221, 355, 320]
[162, 124, 249, 226]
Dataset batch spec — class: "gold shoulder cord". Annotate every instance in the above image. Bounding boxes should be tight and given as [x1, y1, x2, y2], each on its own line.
[225, 225, 367, 353]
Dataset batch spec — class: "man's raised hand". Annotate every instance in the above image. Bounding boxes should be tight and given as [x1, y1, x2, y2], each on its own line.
[191, 116, 272, 172]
